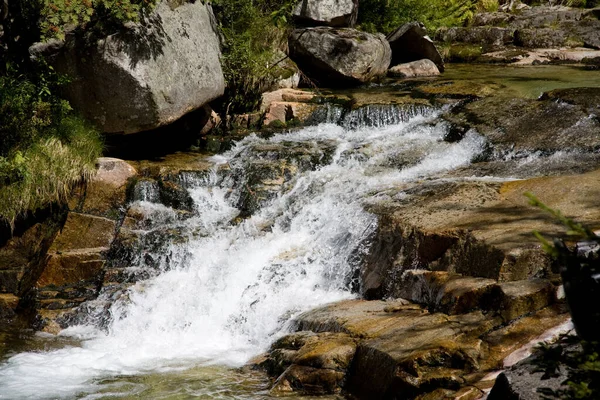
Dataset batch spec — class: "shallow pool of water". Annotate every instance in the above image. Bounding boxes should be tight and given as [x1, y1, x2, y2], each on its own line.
[442, 64, 600, 99]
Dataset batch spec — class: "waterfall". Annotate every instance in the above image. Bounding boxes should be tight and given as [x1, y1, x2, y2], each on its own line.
[0, 108, 486, 399]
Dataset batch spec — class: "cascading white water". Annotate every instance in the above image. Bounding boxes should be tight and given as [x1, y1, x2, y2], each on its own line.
[0, 109, 487, 399]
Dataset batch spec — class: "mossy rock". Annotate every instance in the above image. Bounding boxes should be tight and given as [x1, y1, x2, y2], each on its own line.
[412, 80, 502, 99]
[442, 44, 484, 63]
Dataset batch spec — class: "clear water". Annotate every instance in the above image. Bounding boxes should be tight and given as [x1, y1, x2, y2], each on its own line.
[443, 64, 600, 99]
[0, 109, 487, 399]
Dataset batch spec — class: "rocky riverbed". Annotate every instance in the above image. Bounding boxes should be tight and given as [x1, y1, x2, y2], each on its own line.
[0, 63, 597, 399]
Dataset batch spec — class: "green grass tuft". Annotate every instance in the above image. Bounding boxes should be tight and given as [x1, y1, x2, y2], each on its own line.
[0, 116, 102, 226]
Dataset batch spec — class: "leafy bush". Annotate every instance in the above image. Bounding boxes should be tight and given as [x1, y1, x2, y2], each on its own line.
[212, 0, 295, 114]
[39, 0, 159, 40]
[357, 0, 499, 34]
[0, 73, 102, 225]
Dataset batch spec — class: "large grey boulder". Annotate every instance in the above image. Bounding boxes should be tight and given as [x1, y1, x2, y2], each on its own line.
[387, 22, 445, 72]
[292, 0, 358, 27]
[288, 27, 391, 87]
[34, 1, 224, 134]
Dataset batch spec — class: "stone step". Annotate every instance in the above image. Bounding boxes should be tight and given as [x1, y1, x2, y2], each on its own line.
[0, 294, 19, 318]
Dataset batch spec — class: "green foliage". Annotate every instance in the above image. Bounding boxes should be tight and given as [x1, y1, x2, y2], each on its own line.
[357, 0, 486, 34]
[39, 0, 159, 40]
[0, 73, 102, 224]
[357, 0, 505, 34]
[525, 192, 597, 242]
[212, 0, 295, 114]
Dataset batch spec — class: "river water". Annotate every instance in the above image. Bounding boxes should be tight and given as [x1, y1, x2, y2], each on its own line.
[0, 64, 595, 399]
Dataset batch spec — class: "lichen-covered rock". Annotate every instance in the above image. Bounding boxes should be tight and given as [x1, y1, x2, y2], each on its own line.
[387, 22, 444, 72]
[35, 1, 224, 134]
[288, 27, 391, 87]
[292, 0, 358, 27]
[514, 28, 569, 48]
[388, 59, 440, 78]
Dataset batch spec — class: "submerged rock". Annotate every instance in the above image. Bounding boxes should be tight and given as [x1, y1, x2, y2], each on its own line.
[292, 0, 358, 27]
[35, 1, 224, 134]
[288, 27, 391, 87]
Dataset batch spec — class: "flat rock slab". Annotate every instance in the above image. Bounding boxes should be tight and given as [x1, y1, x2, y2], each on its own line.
[362, 166, 600, 284]
[49, 212, 116, 253]
[70, 158, 137, 219]
[265, 331, 357, 395]
[274, 299, 569, 399]
[397, 270, 498, 315]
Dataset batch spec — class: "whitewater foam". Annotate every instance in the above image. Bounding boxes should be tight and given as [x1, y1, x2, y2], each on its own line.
[0, 110, 486, 399]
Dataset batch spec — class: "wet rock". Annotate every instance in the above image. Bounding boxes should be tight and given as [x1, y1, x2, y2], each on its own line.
[0, 210, 67, 297]
[157, 179, 194, 212]
[387, 22, 444, 72]
[37, 1, 224, 134]
[288, 27, 391, 87]
[265, 331, 357, 395]
[69, 157, 137, 220]
[260, 89, 317, 112]
[442, 88, 600, 154]
[0, 294, 19, 319]
[539, 87, 600, 113]
[36, 252, 105, 289]
[262, 101, 319, 127]
[49, 213, 115, 253]
[360, 165, 600, 292]
[412, 80, 501, 99]
[286, 299, 568, 399]
[292, 0, 358, 27]
[388, 59, 440, 78]
[360, 214, 505, 299]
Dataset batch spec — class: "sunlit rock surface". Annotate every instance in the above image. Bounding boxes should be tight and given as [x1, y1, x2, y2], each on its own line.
[34, 1, 224, 134]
